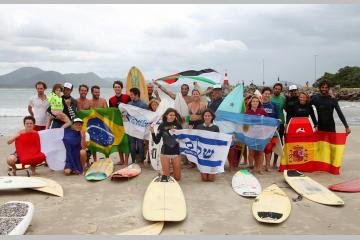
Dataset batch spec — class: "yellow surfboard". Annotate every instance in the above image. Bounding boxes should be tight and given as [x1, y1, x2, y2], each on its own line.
[126, 66, 149, 104]
[32, 177, 64, 197]
[85, 158, 114, 181]
[118, 221, 164, 235]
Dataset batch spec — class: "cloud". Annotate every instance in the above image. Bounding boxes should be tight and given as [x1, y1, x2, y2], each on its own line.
[198, 39, 248, 53]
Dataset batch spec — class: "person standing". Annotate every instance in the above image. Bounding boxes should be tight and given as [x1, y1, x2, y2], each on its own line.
[287, 92, 318, 128]
[208, 84, 224, 112]
[109, 81, 130, 165]
[153, 81, 193, 104]
[28, 81, 49, 131]
[270, 83, 285, 168]
[77, 84, 91, 111]
[89, 85, 108, 108]
[128, 88, 148, 166]
[188, 89, 207, 129]
[284, 85, 300, 129]
[311, 80, 351, 134]
[147, 82, 161, 102]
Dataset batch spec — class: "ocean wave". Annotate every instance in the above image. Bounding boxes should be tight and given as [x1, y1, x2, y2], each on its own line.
[0, 108, 28, 117]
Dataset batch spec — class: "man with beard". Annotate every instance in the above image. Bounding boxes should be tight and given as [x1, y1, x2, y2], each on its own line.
[28, 81, 49, 131]
[77, 84, 91, 111]
[89, 85, 108, 108]
[153, 81, 193, 104]
[311, 80, 351, 134]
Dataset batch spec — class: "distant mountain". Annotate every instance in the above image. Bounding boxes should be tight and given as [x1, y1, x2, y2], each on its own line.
[0, 67, 123, 88]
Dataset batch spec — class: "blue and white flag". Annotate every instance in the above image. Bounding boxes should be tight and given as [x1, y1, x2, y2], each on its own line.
[215, 110, 280, 151]
[171, 129, 232, 174]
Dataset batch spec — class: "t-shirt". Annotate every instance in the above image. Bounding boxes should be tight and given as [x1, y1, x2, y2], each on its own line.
[48, 92, 63, 111]
[196, 123, 220, 132]
[270, 95, 285, 124]
[128, 99, 148, 110]
[262, 101, 279, 119]
[29, 95, 49, 126]
[246, 107, 267, 117]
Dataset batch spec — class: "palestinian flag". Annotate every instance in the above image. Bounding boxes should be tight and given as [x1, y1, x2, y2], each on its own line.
[156, 69, 221, 85]
[280, 130, 348, 175]
[77, 108, 129, 157]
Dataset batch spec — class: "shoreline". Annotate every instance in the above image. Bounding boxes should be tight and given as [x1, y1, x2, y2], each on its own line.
[0, 127, 359, 235]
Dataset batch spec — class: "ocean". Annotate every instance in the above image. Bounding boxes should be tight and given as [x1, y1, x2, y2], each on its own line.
[0, 88, 359, 136]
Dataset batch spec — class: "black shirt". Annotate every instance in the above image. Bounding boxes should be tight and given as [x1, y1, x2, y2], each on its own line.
[196, 123, 220, 132]
[152, 121, 183, 155]
[208, 97, 224, 112]
[310, 94, 349, 132]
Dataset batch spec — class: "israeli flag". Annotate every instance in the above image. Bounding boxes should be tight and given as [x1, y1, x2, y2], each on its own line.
[215, 110, 280, 151]
[171, 129, 232, 174]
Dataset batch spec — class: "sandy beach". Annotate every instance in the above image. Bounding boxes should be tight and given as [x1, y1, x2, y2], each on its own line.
[1, 126, 359, 235]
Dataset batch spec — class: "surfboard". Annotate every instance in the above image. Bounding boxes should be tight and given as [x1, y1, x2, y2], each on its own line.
[272, 134, 283, 157]
[0, 201, 34, 235]
[284, 170, 344, 206]
[216, 84, 245, 114]
[118, 221, 164, 235]
[0, 176, 47, 190]
[286, 117, 314, 136]
[329, 178, 360, 193]
[232, 169, 261, 197]
[252, 184, 291, 224]
[85, 158, 114, 181]
[149, 123, 163, 172]
[126, 66, 149, 104]
[143, 176, 186, 222]
[31, 177, 64, 197]
[111, 163, 141, 180]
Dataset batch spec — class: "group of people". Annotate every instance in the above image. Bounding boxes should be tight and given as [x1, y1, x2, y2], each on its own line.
[6, 78, 351, 182]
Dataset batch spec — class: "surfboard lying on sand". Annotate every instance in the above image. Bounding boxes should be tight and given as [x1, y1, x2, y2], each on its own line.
[284, 170, 344, 206]
[32, 177, 63, 197]
[126, 66, 149, 104]
[232, 169, 261, 197]
[85, 158, 114, 181]
[143, 176, 186, 222]
[252, 184, 291, 224]
[118, 221, 164, 235]
[329, 178, 360, 193]
[0, 201, 34, 235]
[111, 163, 141, 180]
[0, 176, 47, 190]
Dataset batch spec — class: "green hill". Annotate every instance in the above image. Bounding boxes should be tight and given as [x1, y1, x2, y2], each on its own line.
[313, 66, 360, 88]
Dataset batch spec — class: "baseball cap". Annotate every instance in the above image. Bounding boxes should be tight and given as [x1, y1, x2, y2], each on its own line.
[64, 82, 73, 90]
[289, 85, 298, 91]
[73, 118, 83, 123]
[213, 84, 222, 89]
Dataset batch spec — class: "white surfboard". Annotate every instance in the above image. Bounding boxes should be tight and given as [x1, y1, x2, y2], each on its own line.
[232, 169, 262, 197]
[0, 201, 34, 235]
[0, 176, 47, 190]
[252, 184, 291, 224]
[32, 177, 64, 197]
[149, 123, 163, 172]
[284, 170, 344, 206]
[143, 176, 186, 222]
[118, 221, 164, 235]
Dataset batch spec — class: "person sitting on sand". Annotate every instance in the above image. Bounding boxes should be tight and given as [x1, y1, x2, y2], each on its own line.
[6, 116, 40, 176]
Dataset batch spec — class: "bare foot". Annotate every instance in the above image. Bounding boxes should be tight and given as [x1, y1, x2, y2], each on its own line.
[266, 166, 270, 172]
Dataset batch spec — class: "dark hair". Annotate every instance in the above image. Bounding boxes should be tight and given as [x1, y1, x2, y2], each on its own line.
[181, 84, 189, 90]
[52, 83, 63, 93]
[35, 81, 47, 89]
[192, 89, 200, 95]
[273, 83, 283, 91]
[319, 80, 330, 88]
[113, 80, 123, 88]
[23, 115, 35, 125]
[79, 84, 89, 92]
[130, 87, 140, 97]
[91, 85, 100, 93]
[162, 108, 183, 124]
[247, 95, 262, 110]
[262, 87, 272, 94]
[202, 108, 216, 123]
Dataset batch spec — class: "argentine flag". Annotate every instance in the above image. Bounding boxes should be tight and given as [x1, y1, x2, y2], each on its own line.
[215, 110, 280, 151]
[171, 129, 232, 174]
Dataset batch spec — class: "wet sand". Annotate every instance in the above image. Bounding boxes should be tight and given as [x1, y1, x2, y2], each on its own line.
[0, 126, 359, 235]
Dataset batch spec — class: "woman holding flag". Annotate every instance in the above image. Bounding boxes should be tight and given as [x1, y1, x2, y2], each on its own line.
[150, 108, 183, 182]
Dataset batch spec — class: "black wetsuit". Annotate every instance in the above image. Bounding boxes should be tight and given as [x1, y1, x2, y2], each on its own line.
[284, 96, 299, 121]
[196, 123, 220, 132]
[286, 102, 318, 128]
[152, 121, 183, 155]
[310, 94, 349, 132]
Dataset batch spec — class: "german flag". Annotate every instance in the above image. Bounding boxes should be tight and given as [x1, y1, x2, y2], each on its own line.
[156, 69, 221, 85]
[280, 131, 348, 175]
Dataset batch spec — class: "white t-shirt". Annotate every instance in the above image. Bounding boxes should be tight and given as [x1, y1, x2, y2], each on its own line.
[29, 95, 50, 126]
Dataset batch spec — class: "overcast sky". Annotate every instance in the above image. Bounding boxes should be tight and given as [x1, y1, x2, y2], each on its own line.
[0, 4, 359, 85]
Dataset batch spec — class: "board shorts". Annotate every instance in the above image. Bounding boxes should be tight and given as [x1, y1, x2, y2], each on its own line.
[264, 137, 277, 154]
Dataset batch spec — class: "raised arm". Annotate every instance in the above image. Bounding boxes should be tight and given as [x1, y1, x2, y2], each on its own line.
[153, 80, 176, 100]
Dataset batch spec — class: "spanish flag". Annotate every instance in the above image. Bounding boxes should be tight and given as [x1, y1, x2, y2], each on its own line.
[77, 108, 129, 157]
[280, 131, 347, 175]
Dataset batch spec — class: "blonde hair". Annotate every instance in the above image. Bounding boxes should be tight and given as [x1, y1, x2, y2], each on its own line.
[148, 99, 160, 111]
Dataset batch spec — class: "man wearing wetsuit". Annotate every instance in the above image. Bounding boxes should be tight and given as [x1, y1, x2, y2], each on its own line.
[310, 80, 351, 134]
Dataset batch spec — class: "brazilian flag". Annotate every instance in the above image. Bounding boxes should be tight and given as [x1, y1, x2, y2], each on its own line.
[77, 108, 129, 157]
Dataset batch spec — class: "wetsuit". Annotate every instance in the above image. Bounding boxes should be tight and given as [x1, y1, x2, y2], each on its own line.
[310, 94, 349, 132]
[284, 96, 299, 122]
[286, 102, 318, 127]
[152, 121, 183, 155]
